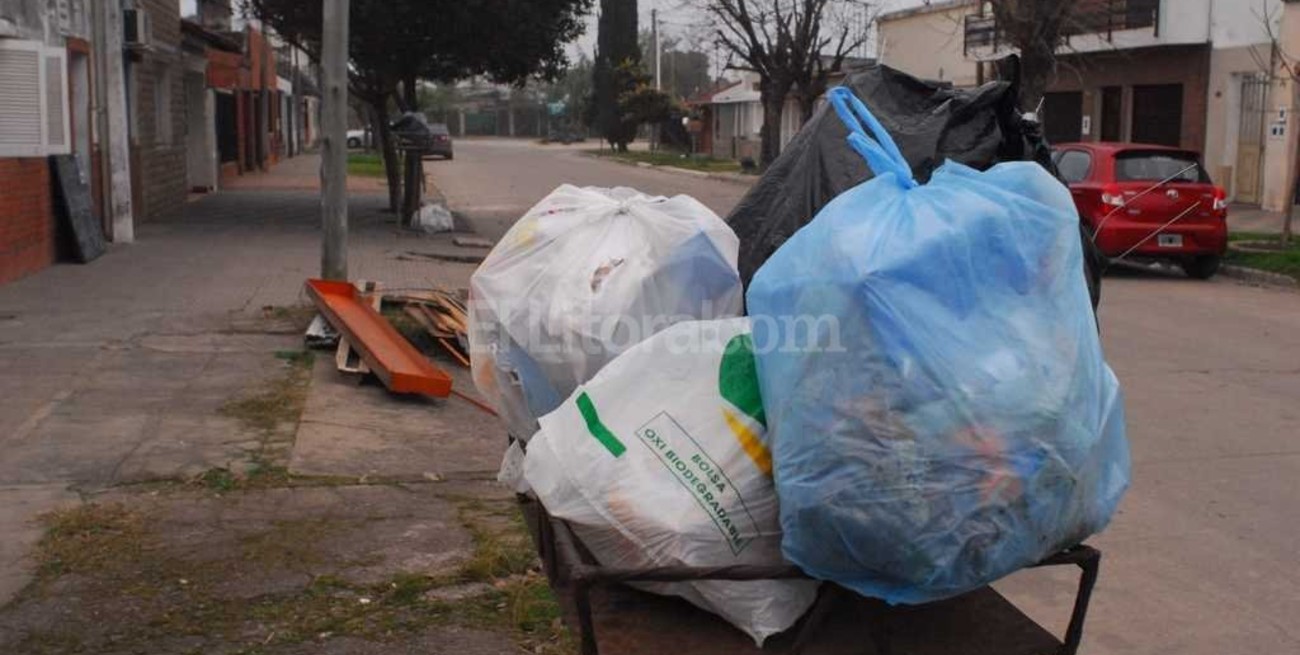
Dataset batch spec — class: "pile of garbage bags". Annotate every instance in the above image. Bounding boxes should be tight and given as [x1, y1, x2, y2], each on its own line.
[748, 87, 1128, 604]
[727, 62, 1105, 307]
[467, 63, 1129, 643]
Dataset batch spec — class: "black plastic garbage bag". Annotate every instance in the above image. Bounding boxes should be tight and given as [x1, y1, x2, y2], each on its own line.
[726, 61, 1104, 307]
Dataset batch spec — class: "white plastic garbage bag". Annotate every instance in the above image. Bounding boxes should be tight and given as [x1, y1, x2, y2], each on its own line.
[415, 202, 454, 233]
[469, 185, 743, 445]
[524, 318, 818, 645]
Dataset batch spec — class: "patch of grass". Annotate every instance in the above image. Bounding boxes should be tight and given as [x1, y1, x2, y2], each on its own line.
[454, 500, 538, 583]
[238, 519, 337, 570]
[260, 304, 317, 331]
[455, 574, 574, 654]
[35, 503, 146, 580]
[19, 494, 575, 655]
[588, 148, 748, 174]
[348, 153, 387, 178]
[1225, 234, 1300, 281]
[199, 467, 238, 492]
[219, 350, 314, 435]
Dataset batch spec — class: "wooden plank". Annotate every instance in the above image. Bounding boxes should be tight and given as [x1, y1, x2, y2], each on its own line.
[305, 279, 453, 397]
[437, 337, 471, 368]
[404, 304, 451, 338]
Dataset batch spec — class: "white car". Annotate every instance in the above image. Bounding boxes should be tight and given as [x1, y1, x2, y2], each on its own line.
[346, 129, 371, 149]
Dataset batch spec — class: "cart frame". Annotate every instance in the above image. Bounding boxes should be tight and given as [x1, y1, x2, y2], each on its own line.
[522, 496, 1101, 655]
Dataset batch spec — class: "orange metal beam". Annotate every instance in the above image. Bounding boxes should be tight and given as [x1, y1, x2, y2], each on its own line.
[305, 279, 453, 398]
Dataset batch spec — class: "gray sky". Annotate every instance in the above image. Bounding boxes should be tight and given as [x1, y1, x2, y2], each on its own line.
[570, 0, 706, 60]
[570, 0, 882, 70]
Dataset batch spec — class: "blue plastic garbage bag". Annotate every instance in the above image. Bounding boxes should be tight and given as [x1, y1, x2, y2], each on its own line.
[747, 87, 1129, 605]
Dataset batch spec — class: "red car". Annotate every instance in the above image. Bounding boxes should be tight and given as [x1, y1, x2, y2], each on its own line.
[1052, 142, 1228, 279]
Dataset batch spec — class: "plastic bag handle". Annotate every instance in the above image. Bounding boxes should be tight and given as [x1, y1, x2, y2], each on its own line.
[828, 87, 917, 189]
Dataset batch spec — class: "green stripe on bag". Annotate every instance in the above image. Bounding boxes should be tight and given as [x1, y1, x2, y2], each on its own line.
[576, 392, 625, 457]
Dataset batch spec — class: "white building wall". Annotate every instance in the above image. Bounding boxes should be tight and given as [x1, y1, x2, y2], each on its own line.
[1210, 0, 1282, 48]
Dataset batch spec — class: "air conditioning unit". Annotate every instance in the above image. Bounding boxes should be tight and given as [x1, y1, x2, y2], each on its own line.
[124, 9, 152, 48]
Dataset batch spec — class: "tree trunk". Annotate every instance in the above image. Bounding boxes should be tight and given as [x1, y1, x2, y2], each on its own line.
[399, 76, 421, 226]
[759, 84, 789, 169]
[1017, 47, 1055, 115]
[797, 89, 817, 124]
[371, 100, 401, 214]
[1285, 86, 1299, 247]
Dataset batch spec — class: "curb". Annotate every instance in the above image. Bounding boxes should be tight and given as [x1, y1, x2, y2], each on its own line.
[587, 152, 756, 186]
[1219, 264, 1298, 289]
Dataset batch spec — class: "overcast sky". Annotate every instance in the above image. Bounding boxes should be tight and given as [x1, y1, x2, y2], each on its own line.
[570, 0, 706, 60]
[183, 0, 889, 77]
[570, 0, 882, 75]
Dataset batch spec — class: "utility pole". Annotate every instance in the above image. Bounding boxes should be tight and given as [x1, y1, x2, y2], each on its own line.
[652, 7, 661, 91]
[321, 0, 349, 280]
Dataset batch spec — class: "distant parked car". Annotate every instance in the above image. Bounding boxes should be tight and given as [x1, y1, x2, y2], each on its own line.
[1053, 142, 1228, 279]
[346, 128, 371, 149]
[424, 123, 453, 160]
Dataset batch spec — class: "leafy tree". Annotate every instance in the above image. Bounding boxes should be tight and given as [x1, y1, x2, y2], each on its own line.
[593, 0, 641, 150]
[246, 0, 591, 220]
[618, 65, 677, 128]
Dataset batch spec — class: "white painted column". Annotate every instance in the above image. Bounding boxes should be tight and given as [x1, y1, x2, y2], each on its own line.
[96, 0, 135, 242]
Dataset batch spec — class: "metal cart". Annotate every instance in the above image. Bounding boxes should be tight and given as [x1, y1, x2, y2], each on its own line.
[520, 495, 1101, 655]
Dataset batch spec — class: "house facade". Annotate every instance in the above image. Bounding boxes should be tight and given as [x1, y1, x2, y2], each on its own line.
[0, 0, 318, 285]
[878, 0, 1300, 210]
[877, 0, 980, 88]
[0, 0, 134, 284]
[128, 0, 188, 222]
[704, 60, 873, 162]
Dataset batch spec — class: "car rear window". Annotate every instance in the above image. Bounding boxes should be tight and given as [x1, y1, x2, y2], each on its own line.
[430, 124, 450, 135]
[1114, 150, 1210, 183]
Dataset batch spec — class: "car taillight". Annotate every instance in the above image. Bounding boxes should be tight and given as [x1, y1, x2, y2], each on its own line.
[1100, 184, 1124, 208]
[1212, 186, 1227, 211]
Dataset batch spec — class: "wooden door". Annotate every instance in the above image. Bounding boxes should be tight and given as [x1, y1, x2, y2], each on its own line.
[1235, 76, 1267, 204]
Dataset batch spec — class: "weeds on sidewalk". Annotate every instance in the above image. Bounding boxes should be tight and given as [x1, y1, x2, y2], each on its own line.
[219, 349, 314, 434]
[212, 349, 313, 486]
[10, 492, 574, 655]
[265, 304, 318, 329]
[35, 504, 147, 580]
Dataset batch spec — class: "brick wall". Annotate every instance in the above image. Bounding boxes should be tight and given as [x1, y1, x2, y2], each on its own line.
[1049, 44, 1212, 152]
[131, 0, 188, 222]
[0, 159, 57, 285]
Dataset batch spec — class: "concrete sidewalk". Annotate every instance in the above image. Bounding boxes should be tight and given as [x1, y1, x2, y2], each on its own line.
[0, 162, 551, 653]
[1228, 203, 1296, 234]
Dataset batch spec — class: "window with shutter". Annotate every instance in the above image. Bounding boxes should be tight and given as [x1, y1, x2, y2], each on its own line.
[0, 41, 71, 157]
[0, 41, 45, 157]
[46, 50, 70, 154]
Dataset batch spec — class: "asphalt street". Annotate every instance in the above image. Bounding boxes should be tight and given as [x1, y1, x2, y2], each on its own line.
[433, 138, 1300, 655]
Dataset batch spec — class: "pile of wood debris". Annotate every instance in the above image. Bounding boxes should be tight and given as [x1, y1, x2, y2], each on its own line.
[388, 289, 470, 367]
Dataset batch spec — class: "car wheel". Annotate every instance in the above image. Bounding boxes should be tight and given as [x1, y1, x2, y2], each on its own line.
[347, 137, 361, 149]
[446, 153, 453, 161]
[1181, 254, 1221, 280]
